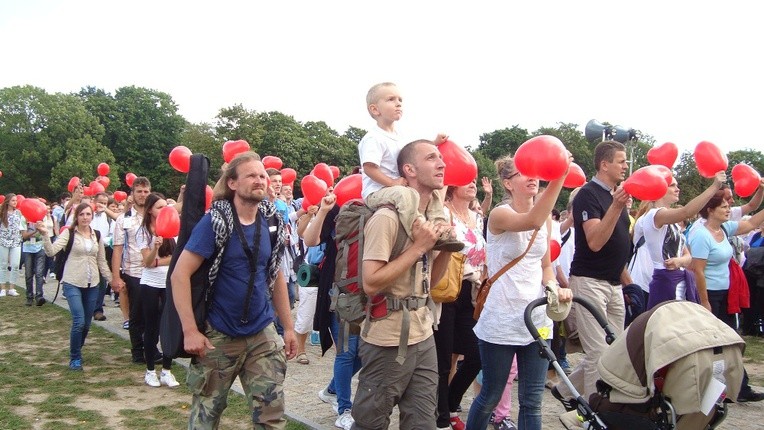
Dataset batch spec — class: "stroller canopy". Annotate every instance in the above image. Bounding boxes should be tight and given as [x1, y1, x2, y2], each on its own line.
[597, 300, 745, 415]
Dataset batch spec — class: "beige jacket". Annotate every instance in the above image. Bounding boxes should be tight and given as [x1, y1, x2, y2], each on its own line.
[597, 300, 744, 415]
[43, 228, 112, 288]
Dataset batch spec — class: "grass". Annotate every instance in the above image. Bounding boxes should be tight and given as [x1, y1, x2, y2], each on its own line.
[0, 286, 309, 430]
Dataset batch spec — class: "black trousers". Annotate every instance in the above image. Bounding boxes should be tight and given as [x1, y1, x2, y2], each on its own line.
[141, 284, 172, 370]
[434, 280, 482, 427]
[123, 274, 145, 359]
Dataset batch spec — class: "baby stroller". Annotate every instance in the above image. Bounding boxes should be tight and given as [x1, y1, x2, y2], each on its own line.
[524, 298, 745, 429]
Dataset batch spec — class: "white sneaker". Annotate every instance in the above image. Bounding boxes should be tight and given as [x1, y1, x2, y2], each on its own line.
[0, 289, 6, 297]
[6, 288, 19, 296]
[160, 370, 180, 388]
[318, 388, 339, 413]
[144, 370, 160, 387]
[334, 410, 354, 430]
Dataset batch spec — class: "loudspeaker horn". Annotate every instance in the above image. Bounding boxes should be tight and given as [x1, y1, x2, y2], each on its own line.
[584, 119, 613, 143]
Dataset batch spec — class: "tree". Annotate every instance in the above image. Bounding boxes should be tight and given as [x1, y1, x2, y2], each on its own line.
[181, 122, 222, 184]
[343, 126, 367, 145]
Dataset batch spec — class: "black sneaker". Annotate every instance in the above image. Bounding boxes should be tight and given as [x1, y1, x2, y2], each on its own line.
[551, 385, 577, 411]
[25, 298, 33, 306]
[36, 297, 46, 306]
[737, 390, 764, 403]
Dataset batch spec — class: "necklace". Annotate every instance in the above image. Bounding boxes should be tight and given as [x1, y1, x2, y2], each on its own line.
[705, 224, 722, 234]
[449, 205, 473, 226]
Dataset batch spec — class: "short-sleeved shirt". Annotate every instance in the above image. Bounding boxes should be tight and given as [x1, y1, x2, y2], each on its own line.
[569, 178, 631, 283]
[112, 209, 145, 278]
[359, 126, 407, 199]
[687, 221, 738, 291]
[0, 210, 24, 248]
[135, 228, 169, 289]
[642, 208, 685, 270]
[184, 213, 273, 338]
[361, 208, 434, 347]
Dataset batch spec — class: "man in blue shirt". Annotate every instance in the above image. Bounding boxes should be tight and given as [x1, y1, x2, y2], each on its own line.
[171, 151, 297, 429]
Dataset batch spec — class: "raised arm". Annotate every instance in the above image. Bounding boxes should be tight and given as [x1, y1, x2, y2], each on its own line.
[654, 172, 725, 228]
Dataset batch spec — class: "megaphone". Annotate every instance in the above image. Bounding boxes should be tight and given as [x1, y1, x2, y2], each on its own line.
[612, 126, 638, 143]
[584, 119, 614, 143]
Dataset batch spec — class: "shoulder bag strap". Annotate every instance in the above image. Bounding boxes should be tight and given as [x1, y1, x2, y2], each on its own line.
[486, 228, 540, 287]
[230, 204, 263, 325]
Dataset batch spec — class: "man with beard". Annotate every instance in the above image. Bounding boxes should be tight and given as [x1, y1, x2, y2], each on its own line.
[171, 151, 297, 429]
[111, 177, 152, 363]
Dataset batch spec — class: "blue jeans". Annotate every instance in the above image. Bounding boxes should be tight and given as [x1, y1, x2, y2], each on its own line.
[328, 313, 362, 415]
[63, 282, 100, 361]
[467, 340, 548, 430]
[24, 249, 46, 299]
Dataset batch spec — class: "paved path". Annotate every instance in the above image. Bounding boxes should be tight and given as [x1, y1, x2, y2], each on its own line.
[16, 280, 763, 429]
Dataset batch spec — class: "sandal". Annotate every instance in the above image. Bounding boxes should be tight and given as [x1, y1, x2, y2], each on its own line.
[296, 352, 310, 365]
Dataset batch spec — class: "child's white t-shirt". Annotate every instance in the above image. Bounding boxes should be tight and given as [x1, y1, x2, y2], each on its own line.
[358, 125, 408, 199]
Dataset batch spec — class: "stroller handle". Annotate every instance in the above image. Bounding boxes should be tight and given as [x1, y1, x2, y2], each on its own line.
[524, 296, 616, 345]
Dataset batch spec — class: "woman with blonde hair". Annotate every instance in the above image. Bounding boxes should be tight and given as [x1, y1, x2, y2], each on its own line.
[0, 193, 23, 297]
[467, 155, 572, 430]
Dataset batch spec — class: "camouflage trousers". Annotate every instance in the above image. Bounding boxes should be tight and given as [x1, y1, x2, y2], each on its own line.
[187, 322, 287, 430]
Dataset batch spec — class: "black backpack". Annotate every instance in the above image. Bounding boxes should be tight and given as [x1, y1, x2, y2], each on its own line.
[52, 228, 102, 302]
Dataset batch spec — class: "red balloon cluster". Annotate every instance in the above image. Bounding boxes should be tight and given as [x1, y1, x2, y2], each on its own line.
[18, 198, 47, 223]
[439, 140, 478, 186]
[222, 140, 251, 163]
[262, 156, 283, 170]
[563, 163, 586, 188]
[514, 136, 569, 181]
[334, 174, 362, 207]
[647, 142, 678, 168]
[156, 206, 180, 238]
[732, 164, 761, 198]
[623, 166, 669, 201]
[694, 141, 728, 178]
[169, 146, 192, 173]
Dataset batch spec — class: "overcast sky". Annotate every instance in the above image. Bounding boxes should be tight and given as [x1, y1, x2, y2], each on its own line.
[2, 1, 762, 157]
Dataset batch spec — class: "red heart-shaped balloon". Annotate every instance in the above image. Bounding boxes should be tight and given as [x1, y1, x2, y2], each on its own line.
[731, 163, 761, 198]
[155, 206, 180, 238]
[647, 142, 678, 169]
[169, 146, 192, 173]
[68, 176, 81, 193]
[125, 172, 137, 187]
[647, 164, 673, 187]
[96, 175, 110, 189]
[312, 163, 334, 187]
[222, 140, 251, 163]
[550, 239, 561, 262]
[623, 166, 669, 201]
[280, 168, 297, 185]
[262, 156, 283, 170]
[330, 166, 341, 180]
[301, 174, 328, 205]
[89, 181, 105, 195]
[563, 162, 586, 188]
[97, 162, 110, 176]
[0, 195, 5, 204]
[694, 141, 728, 178]
[334, 174, 363, 207]
[438, 140, 478, 186]
[205, 185, 213, 211]
[113, 191, 127, 202]
[514, 135, 569, 181]
[18, 199, 47, 223]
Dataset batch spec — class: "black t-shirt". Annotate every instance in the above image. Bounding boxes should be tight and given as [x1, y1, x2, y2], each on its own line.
[569, 180, 630, 283]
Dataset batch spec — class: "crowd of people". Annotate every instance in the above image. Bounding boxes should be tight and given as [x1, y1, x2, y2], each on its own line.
[2, 81, 764, 430]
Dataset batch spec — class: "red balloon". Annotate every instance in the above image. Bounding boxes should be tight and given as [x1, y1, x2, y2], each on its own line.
[205, 185, 213, 211]
[0, 171, 3, 178]
[280, 168, 297, 185]
[329, 165, 341, 180]
[514, 135, 569, 181]
[113, 191, 128, 202]
[0, 195, 5, 205]
[301, 174, 328, 205]
[68, 177, 80, 193]
[16, 195, 25, 204]
[262, 156, 283, 170]
[155, 206, 180, 238]
[439, 140, 478, 186]
[97, 162, 110, 176]
[694, 141, 728, 178]
[334, 174, 363, 207]
[623, 166, 669, 201]
[18, 199, 47, 223]
[648, 164, 673, 187]
[169, 146, 192, 173]
[550, 239, 561, 262]
[96, 175, 110, 189]
[563, 162, 586, 188]
[82, 186, 93, 196]
[222, 139, 251, 163]
[89, 181, 105, 195]
[647, 142, 678, 168]
[312, 163, 334, 187]
[732, 163, 761, 198]
[301, 197, 312, 211]
[125, 172, 137, 187]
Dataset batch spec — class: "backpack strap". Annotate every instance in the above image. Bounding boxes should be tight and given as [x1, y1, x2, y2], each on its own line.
[230, 203, 263, 325]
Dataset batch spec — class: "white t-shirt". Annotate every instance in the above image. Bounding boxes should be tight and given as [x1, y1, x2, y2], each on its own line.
[135, 228, 168, 289]
[91, 211, 112, 244]
[558, 227, 575, 278]
[358, 125, 407, 199]
[642, 208, 685, 270]
[473, 205, 552, 345]
[629, 216, 656, 293]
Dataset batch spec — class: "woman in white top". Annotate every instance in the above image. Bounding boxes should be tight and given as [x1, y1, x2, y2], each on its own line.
[466, 155, 572, 430]
[136, 193, 179, 388]
[39, 202, 112, 371]
[0, 194, 24, 297]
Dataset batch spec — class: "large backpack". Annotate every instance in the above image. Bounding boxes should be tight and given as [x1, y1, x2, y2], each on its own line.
[329, 199, 432, 364]
[161, 155, 280, 359]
